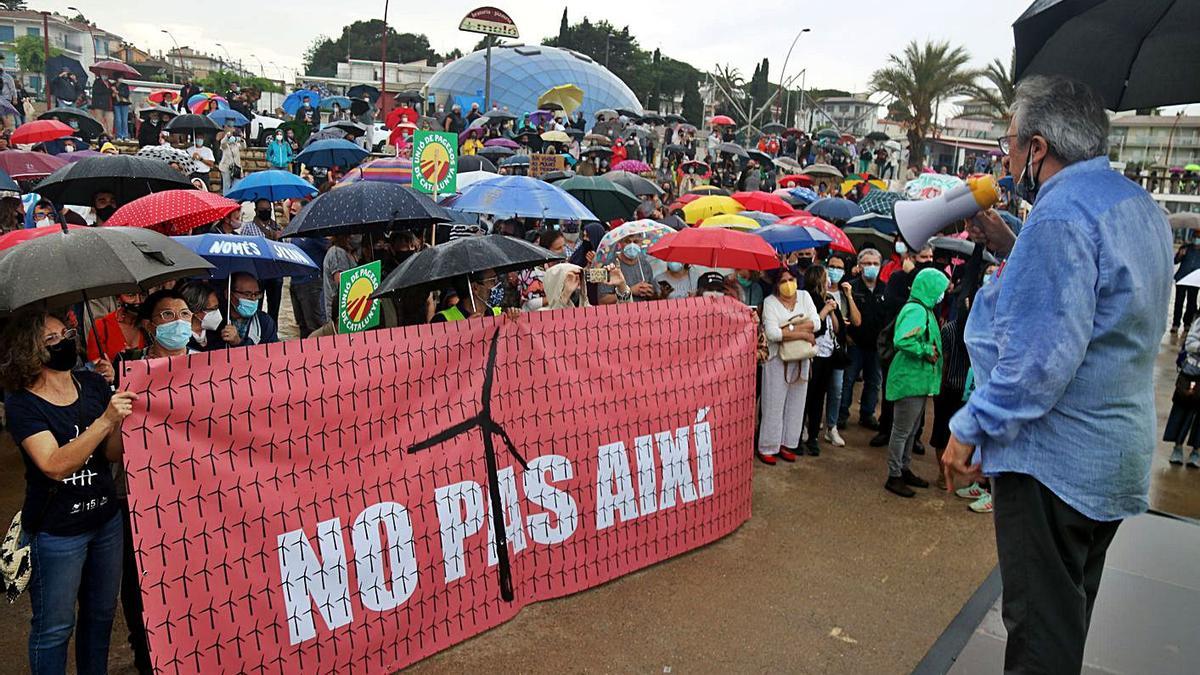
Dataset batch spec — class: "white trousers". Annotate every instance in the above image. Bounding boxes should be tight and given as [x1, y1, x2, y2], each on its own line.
[758, 356, 810, 454]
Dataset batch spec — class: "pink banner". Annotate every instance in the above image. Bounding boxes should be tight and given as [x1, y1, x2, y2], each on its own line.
[120, 298, 756, 673]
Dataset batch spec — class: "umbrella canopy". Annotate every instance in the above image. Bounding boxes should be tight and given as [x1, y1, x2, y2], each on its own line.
[0, 224, 87, 251]
[294, 139, 370, 169]
[688, 185, 730, 196]
[136, 145, 205, 175]
[0, 167, 17, 192]
[761, 123, 786, 135]
[841, 227, 890, 255]
[385, 106, 421, 129]
[175, 234, 318, 280]
[188, 95, 229, 115]
[1168, 212, 1200, 231]
[905, 173, 964, 200]
[731, 191, 796, 217]
[444, 175, 597, 221]
[0, 226, 214, 315]
[558, 176, 640, 222]
[11, 119, 74, 145]
[282, 90, 322, 116]
[745, 149, 774, 166]
[858, 189, 908, 217]
[648, 228, 780, 271]
[595, 220, 676, 265]
[780, 215, 855, 254]
[737, 210, 782, 227]
[499, 155, 531, 167]
[458, 155, 497, 174]
[326, 120, 367, 137]
[1186, 164, 1200, 172]
[282, 182, 450, 238]
[1175, 267, 1200, 288]
[0, 150, 69, 180]
[165, 113, 221, 137]
[528, 110, 556, 127]
[679, 160, 710, 174]
[681, 195, 745, 224]
[538, 84, 585, 114]
[788, 187, 820, 204]
[456, 170, 499, 191]
[754, 223, 829, 253]
[45, 55, 86, 85]
[815, 128, 839, 140]
[709, 115, 736, 127]
[147, 91, 178, 105]
[89, 60, 139, 78]
[320, 95, 352, 111]
[1013, 0, 1200, 111]
[307, 128, 349, 145]
[38, 108, 103, 140]
[807, 197, 865, 223]
[774, 157, 804, 172]
[225, 170, 319, 202]
[841, 176, 889, 194]
[34, 155, 193, 206]
[778, 173, 815, 188]
[866, 131, 890, 142]
[845, 213, 899, 235]
[208, 109, 249, 127]
[105, 190, 240, 235]
[338, 157, 413, 186]
[375, 234, 563, 296]
[612, 159, 652, 173]
[347, 84, 381, 101]
[541, 130, 572, 144]
[580, 146, 612, 158]
[604, 170, 663, 197]
[477, 146, 516, 161]
[699, 214, 761, 231]
[583, 133, 611, 145]
[138, 105, 179, 120]
[801, 163, 844, 179]
[594, 108, 618, 121]
[663, 144, 688, 156]
[714, 142, 748, 158]
[484, 137, 520, 149]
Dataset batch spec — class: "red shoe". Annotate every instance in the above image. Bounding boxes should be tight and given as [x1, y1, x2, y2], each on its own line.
[777, 448, 798, 462]
[755, 451, 777, 465]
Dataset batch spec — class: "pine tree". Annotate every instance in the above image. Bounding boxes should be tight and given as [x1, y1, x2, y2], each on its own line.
[681, 79, 702, 126]
[558, 8, 569, 41]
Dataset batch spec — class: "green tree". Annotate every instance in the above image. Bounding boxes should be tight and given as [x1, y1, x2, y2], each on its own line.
[711, 64, 747, 119]
[12, 34, 60, 77]
[681, 79, 702, 126]
[543, 17, 650, 101]
[199, 70, 282, 94]
[0, 1, 28, 10]
[303, 20, 438, 76]
[558, 8, 569, 40]
[971, 53, 1017, 120]
[870, 40, 978, 168]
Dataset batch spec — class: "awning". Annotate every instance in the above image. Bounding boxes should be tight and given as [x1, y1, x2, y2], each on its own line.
[929, 135, 999, 153]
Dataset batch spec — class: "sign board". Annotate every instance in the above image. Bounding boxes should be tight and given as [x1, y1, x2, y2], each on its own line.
[337, 260, 382, 333]
[529, 153, 565, 178]
[412, 130, 458, 195]
[458, 6, 520, 39]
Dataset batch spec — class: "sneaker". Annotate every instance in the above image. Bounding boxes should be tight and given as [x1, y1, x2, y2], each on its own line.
[901, 468, 929, 488]
[1188, 450, 1200, 469]
[1170, 445, 1185, 465]
[869, 432, 890, 447]
[968, 493, 993, 513]
[955, 482, 987, 500]
[825, 427, 846, 447]
[884, 476, 916, 498]
[777, 448, 798, 463]
[805, 440, 820, 456]
[755, 452, 777, 466]
[913, 441, 926, 456]
[860, 416, 881, 431]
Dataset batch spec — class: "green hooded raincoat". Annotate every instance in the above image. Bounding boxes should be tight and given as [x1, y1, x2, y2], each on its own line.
[885, 267, 950, 401]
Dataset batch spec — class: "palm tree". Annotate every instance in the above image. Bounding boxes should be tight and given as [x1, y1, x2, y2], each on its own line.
[870, 41, 978, 168]
[972, 54, 1017, 120]
[711, 63, 747, 119]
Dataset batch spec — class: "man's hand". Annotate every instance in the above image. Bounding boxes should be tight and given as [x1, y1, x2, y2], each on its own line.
[94, 358, 114, 384]
[942, 434, 981, 491]
[967, 209, 1017, 257]
[221, 324, 242, 346]
[902, 257, 915, 273]
[631, 281, 656, 298]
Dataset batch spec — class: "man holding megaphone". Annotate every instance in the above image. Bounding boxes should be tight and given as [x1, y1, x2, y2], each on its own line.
[940, 75, 1173, 674]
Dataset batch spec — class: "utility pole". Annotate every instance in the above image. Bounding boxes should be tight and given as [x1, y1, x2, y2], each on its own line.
[161, 29, 181, 85]
[379, 0, 390, 103]
[41, 12, 50, 103]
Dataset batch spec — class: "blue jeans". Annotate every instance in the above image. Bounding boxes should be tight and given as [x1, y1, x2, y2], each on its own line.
[825, 368, 844, 428]
[838, 344, 881, 423]
[113, 104, 130, 139]
[28, 511, 123, 675]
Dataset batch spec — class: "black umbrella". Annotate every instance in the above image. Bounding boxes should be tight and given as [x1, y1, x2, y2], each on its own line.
[327, 120, 367, 137]
[165, 113, 221, 137]
[45, 55, 87, 86]
[34, 155, 193, 206]
[664, 113, 689, 124]
[477, 146, 515, 161]
[604, 170, 663, 197]
[306, 128, 349, 145]
[564, 127, 585, 139]
[138, 105, 179, 120]
[866, 131, 890, 141]
[540, 170, 575, 183]
[745, 149, 773, 166]
[459, 155, 497, 173]
[392, 90, 423, 104]
[38, 107, 103, 140]
[663, 144, 688, 156]
[616, 108, 643, 120]
[350, 99, 371, 117]
[281, 182, 450, 238]
[513, 130, 540, 146]
[347, 84, 381, 101]
[761, 123, 786, 135]
[484, 111, 517, 125]
[715, 142, 748, 158]
[0, 226, 214, 315]
[375, 234, 564, 297]
[1013, 0, 1199, 110]
[0, 168, 18, 192]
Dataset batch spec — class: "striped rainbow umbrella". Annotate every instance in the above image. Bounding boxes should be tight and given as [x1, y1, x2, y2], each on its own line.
[337, 157, 412, 186]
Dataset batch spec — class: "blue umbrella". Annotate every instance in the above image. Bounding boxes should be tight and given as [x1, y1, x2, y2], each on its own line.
[807, 197, 864, 223]
[174, 234, 318, 280]
[754, 224, 828, 254]
[225, 170, 318, 202]
[499, 155, 531, 167]
[320, 95, 352, 111]
[207, 109, 249, 127]
[738, 211, 781, 227]
[788, 187, 819, 204]
[845, 213, 899, 235]
[282, 90, 322, 116]
[443, 175, 598, 220]
[0, 167, 18, 192]
[294, 139, 369, 169]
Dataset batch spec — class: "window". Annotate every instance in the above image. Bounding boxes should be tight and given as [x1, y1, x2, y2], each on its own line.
[0, 26, 13, 42]
[26, 27, 39, 37]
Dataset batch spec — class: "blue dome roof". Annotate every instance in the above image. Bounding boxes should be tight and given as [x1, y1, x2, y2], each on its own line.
[427, 44, 643, 120]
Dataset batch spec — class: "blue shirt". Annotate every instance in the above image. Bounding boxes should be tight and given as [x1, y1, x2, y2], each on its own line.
[949, 156, 1172, 521]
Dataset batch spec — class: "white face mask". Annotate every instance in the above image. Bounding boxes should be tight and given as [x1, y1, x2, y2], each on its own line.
[200, 309, 223, 332]
[523, 295, 545, 311]
[562, 231, 580, 243]
[34, 216, 52, 228]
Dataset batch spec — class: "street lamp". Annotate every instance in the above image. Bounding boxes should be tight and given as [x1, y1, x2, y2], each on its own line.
[248, 53, 265, 78]
[67, 7, 98, 65]
[777, 27, 811, 125]
[214, 42, 232, 74]
[160, 29, 181, 85]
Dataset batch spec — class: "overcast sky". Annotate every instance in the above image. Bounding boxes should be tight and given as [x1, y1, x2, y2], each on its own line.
[73, 0, 1030, 90]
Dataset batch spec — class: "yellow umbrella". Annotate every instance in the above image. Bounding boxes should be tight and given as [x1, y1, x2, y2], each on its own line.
[540, 130, 572, 144]
[699, 214, 760, 231]
[682, 195, 744, 224]
[840, 177, 888, 194]
[538, 84, 585, 114]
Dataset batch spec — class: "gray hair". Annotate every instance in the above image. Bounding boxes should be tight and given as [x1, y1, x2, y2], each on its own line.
[858, 247, 882, 263]
[1011, 75, 1109, 164]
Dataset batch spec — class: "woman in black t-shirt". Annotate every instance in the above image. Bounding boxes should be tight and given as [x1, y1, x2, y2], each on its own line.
[0, 311, 137, 673]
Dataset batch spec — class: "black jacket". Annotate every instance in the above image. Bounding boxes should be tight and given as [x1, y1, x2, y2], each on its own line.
[137, 119, 160, 147]
[846, 276, 887, 347]
[90, 79, 112, 110]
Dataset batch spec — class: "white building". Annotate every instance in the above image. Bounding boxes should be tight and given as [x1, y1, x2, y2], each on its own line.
[301, 58, 440, 97]
[0, 10, 121, 94]
[811, 95, 880, 136]
[1108, 114, 1200, 168]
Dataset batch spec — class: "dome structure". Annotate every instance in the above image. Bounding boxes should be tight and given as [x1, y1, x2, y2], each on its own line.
[426, 44, 643, 120]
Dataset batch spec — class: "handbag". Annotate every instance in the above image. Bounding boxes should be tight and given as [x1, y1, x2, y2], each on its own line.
[0, 513, 30, 603]
[778, 317, 818, 363]
[1174, 372, 1200, 406]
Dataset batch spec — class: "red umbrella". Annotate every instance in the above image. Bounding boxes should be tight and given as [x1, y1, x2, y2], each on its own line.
[778, 173, 814, 188]
[731, 191, 796, 217]
[148, 90, 178, 105]
[0, 224, 87, 251]
[778, 214, 855, 254]
[0, 150, 68, 180]
[385, 106, 420, 128]
[89, 60, 140, 79]
[647, 227, 780, 271]
[10, 119, 75, 145]
[104, 189, 240, 235]
[709, 114, 735, 126]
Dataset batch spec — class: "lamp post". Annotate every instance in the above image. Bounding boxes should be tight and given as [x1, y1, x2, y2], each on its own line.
[214, 42, 232, 75]
[777, 27, 810, 124]
[379, 0, 390, 102]
[40, 11, 50, 104]
[160, 29, 181, 85]
[248, 53, 265, 78]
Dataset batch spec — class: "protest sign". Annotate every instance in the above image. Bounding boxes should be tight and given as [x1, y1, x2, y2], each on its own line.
[336, 261, 382, 334]
[120, 299, 756, 673]
[412, 130, 458, 195]
[529, 153, 565, 178]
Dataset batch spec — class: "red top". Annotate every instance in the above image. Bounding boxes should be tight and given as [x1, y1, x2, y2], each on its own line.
[86, 311, 145, 362]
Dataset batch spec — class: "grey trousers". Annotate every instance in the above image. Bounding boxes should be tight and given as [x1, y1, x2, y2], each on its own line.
[994, 472, 1121, 674]
[887, 396, 925, 477]
[289, 279, 327, 338]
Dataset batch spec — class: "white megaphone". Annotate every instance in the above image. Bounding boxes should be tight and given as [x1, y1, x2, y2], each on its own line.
[894, 175, 1001, 249]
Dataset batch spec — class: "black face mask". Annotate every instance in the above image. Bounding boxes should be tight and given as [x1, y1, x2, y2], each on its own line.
[96, 205, 117, 221]
[120, 302, 141, 315]
[255, 208, 273, 221]
[393, 250, 414, 265]
[797, 258, 813, 271]
[44, 339, 77, 372]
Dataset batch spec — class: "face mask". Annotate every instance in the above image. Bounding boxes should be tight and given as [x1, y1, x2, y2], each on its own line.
[255, 208, 273, 220]
[1193, 238, 1200, 246]
[778, 280, 798, 298]
[120, 301, 141, 315]
[194, 138, 204, 147]
[982, 272, 994, 286]
[1015, 147, 1044, 203]
[622, 243, 641, 259]
[236, 298, 259, 318]
[827, 268, 845, 284]
[44, 339, 77, 372]
[563, 231, 580, 243]
[894, 241, 908, 255]
[862, 264, 880, 281]
[523, 295, 545, 311]
[702, 291, 724, 298]
[797, 257, 813, 270]
[200, 309, 223, 332]
[667, 262, 685, 273]
[154, 320, 193, 350]
[34, 216, 52, 228]
[275, 134, 283, 141]
[96, 205, 117, 221]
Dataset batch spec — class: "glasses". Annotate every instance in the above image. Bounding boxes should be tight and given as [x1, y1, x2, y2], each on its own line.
[43, 328, 77, 346]
[232, 289, 263, 300]
[997, 134, 1018, 156]
[154, 309, 193, 323]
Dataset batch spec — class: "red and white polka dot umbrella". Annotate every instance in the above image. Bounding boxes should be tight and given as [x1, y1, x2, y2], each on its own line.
[104, 189, 239, 235]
